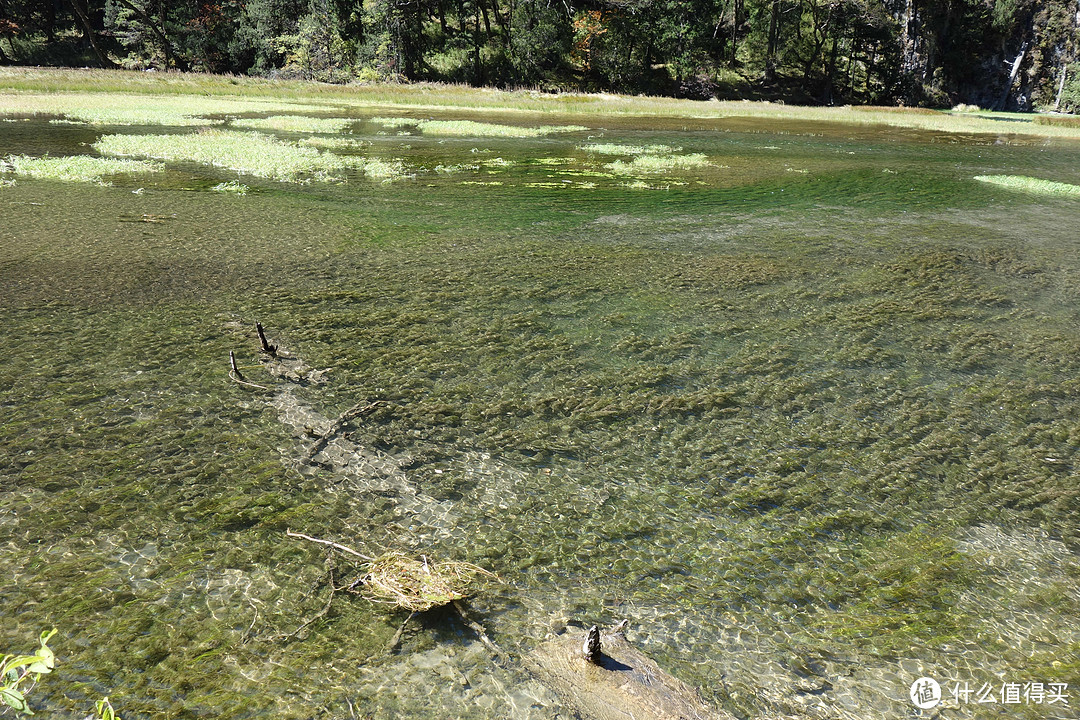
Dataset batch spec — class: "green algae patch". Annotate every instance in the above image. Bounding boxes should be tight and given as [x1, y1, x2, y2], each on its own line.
[974, 174, 1080, 197]
[811, 528, 977, 656]
[2, 154, 163, 185]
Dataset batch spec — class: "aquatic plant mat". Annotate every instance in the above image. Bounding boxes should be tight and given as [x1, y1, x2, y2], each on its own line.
[3, 75, 1080, 720]
[361, 553, 495, 612]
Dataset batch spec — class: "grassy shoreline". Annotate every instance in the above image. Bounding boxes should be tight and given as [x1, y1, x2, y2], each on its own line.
[4, 66, 1080, 139]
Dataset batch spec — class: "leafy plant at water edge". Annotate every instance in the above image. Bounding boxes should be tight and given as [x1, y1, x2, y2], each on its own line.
[1, 629, 56, 715]
[94, 697, 122, 720]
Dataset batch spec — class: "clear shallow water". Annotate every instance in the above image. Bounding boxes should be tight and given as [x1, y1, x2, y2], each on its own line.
[1, 110, 1079, 719]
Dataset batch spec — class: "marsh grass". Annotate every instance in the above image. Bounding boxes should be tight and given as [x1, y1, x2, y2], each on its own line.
[299, 136, 368, 150]
[974, 174, 1080, 197]
[356, 157, 410, 179]
[0, 90, 331, 127]
[94, 129, 342, 182]
[92, 129, 408, 182]
[580, 143, 681, 155]
[231, 115, 356, 133]
[2, 153, 163, 184]
[1034, 115, 1080, 128]
[606, 153, 710, 174]
[434, 163, 480, 174]
[370, 116, 418, 128]
[210, 180, 249, 194]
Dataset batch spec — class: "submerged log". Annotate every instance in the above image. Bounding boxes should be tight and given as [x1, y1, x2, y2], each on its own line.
[525, 622, 731, 720]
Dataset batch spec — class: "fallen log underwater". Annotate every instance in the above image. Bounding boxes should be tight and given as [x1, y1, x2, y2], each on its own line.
[228, 321, 777, 720]
[525, 621, 732, 720]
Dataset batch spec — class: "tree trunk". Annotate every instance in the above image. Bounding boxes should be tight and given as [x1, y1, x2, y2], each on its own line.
[1054, 62, 1067, 110]
[479, 0, 492, 36]
[67, 0, 115, 67]
[111, 0, 188, 69]
[765, 0, 780, 81]
[996, 40, 1028, 110]
[898, 0, 919, 83]
[473, 0, 482, 85]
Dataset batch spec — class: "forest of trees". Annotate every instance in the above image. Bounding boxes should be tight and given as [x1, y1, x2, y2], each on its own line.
[1, 0, 1079, 110]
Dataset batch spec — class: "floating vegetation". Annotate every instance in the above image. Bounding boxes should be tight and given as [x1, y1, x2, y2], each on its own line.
[210, 180, 249, 194]
[974, 174, 1080, 197]
[371, 117, 587, 138]
[434, 163, 480, 174]
[579, 142, 681, 155]
[93, 129, 411, 183]
[2, 153, 163, 185]
[352, 156, 410, 179]
[621, 180, 667, 189]
[361, 552, 496, 612]
[231, 115, 355, 133]
[606, 153, 710, 174]
[299, 136, 367, 150]
[370, 116, 417, 128]
[94, 129, 349, 183]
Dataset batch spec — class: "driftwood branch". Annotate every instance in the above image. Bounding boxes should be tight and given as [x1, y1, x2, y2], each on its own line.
[286, 530, 375, 561]
[387, 611, 418, 653]
[230, 350, 243, 380]
[452, 600, 507, 661]
[229, 350, 271, 390]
